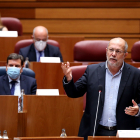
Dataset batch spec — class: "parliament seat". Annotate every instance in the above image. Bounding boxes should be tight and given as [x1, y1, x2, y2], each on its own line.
[131, 41, 140, 62]
[14, 39, 60, 53]
[74, 40, 109, 64]
[71, 65, 87, 110]
[0, 66, 35, 78]
[1, 17, 22, 36]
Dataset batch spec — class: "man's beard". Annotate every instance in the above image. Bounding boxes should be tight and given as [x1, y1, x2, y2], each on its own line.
[107, 57, 124, 68]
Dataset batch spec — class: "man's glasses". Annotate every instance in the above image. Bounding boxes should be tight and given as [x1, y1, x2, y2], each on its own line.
[108, 48, 126, 55]
[34, 38, 47, 42]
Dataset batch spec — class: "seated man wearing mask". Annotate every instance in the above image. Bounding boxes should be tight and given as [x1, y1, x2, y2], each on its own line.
[0, 53, 37, 95]
[19, 26, 63, 62]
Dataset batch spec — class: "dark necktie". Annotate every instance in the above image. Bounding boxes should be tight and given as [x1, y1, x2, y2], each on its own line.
[10, 81, 16, 95]
[38, 51, 42, 62]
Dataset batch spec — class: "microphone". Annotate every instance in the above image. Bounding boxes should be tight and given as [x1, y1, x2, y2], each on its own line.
[93, 85, 103, 136]
[98, 85, 103, 94]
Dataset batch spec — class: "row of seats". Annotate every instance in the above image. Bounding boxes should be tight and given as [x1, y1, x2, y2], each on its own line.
[15, 39, 140, 62]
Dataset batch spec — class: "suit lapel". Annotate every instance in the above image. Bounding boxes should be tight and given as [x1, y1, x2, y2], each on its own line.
[3, 75, 11, 95]
[117, 63, 131, 104]
[44, 44, 49, 57]
[28, 44, 37, 61]
[97, 63, 106, 105]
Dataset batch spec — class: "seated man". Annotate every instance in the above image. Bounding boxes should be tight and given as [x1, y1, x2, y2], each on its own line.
[0, 53, 37, 95]
[19, 26, 63, 62]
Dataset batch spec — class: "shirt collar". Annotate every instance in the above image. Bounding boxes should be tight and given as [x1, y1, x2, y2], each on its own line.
[35, 48, 44, 54]
[8, 75, 20, 83]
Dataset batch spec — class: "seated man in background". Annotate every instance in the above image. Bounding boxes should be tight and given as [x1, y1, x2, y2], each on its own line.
[0, 53, 37, 95]
[19, 26, 63, 62]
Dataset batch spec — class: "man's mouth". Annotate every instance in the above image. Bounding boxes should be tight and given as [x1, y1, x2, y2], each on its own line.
[109, 58, 117, 62]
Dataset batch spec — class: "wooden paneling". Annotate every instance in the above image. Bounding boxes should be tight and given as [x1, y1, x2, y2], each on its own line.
[0, 9, 35, 19]
[26, 95, 83, 136]
[0, 96, 18, 138]
[36, 8, 140, 19]
[30, 63, 64, 94]
[0, 1, 140, 61]
[21, 20, 139, 34]
[0, 36, 32, 61]
[125, 39, 139, 52]
[1, 2, 140, 8]
[50, 36, 84, 62]
[125, 53, 131, 60]
[36, 0, 140, 1]
[48, 34, 140, 38]
[0, 0, 35, 1]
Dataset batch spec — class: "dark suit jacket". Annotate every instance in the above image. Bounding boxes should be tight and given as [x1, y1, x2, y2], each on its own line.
[0, 74, 37, 95]
[19, 43, 63, 62]
[63, 62, 140, 139]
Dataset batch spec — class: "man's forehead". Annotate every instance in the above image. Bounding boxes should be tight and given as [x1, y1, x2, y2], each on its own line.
[110, 38, 125, 44]
[8, 59, 21, 64]
[109, 38, 125, 48]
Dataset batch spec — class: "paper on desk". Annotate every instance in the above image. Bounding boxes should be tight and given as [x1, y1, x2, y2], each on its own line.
[40, 57, 60, 63]
[0, 31, 18, 37]
[36, 89, 59, 95]
[118, 130, 140, 137]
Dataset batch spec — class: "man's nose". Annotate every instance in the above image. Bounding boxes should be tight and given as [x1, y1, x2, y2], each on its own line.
[112, 50, 117, 56]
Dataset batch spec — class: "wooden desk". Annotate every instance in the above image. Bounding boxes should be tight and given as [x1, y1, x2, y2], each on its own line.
[88, 136, 140, 140]
[127, 62, 140, 68]
[0, 36, 84, 62]
[0, 96, 18, 139]
[17, 95, 83, 137]
[0, 95, 83, 138]
[29, 62, 82, 95]
[14, 136, 84, 140]
[26, 95, 83, 137]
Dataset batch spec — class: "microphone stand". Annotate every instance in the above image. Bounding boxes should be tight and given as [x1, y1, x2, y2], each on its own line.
[93, 90, 101, 136]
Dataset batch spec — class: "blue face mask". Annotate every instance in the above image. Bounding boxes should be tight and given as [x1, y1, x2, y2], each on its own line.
[7, 67, 21, 80]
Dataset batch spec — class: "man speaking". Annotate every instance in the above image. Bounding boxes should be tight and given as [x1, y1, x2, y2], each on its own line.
[62, 37, 140, 140]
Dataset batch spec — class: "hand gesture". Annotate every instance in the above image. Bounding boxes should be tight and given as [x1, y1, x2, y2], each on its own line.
[125, 99, 139, 116]
[61, 62, 72, 82]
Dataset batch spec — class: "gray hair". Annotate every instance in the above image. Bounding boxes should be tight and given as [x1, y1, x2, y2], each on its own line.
[107, 37, 128, 52]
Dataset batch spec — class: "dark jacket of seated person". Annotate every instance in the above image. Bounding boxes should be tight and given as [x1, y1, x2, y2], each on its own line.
[19, 43, 63, 62]
[0, 74, 37, 95]
[0, 53, 37, 95]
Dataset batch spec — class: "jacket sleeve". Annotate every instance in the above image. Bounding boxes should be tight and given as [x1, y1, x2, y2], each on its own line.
[30, 79, 37, 95]
[63, 67, 88, 98]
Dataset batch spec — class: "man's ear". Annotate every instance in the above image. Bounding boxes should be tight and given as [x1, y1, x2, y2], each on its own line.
[106, 48, 107, 53]
[20, 66, 23, 73]
[6, 66, 8, 72]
